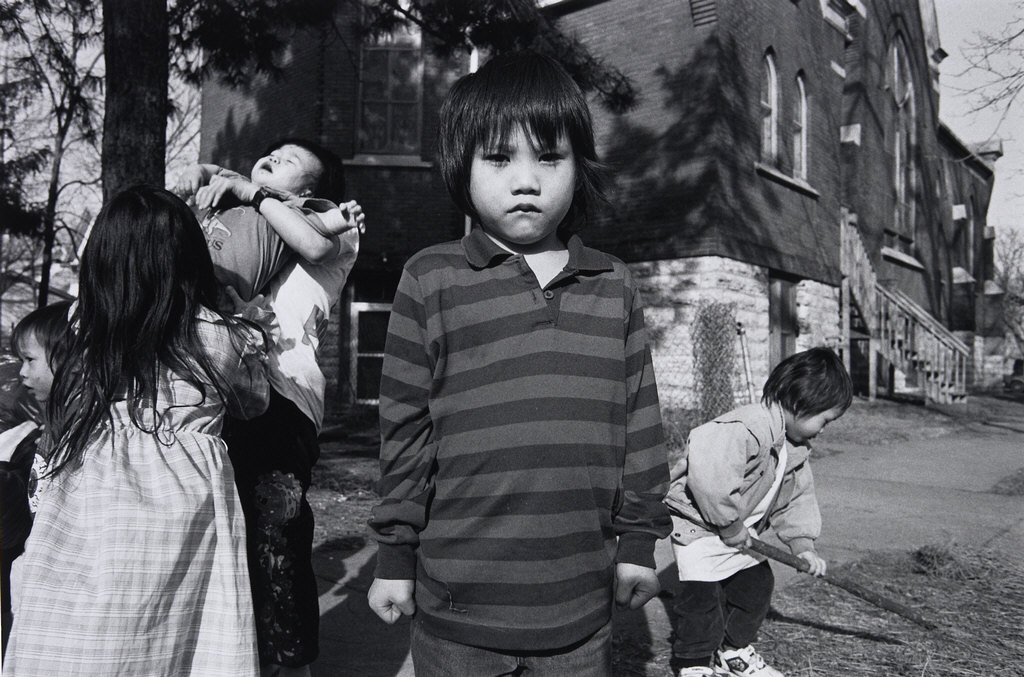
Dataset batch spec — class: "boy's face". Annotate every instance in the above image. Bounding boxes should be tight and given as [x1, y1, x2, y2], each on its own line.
[18, 333, 54, 404]
[784, 405, 845, 445]
[469, 126, 576, 254]
[250, 144, 324, 197]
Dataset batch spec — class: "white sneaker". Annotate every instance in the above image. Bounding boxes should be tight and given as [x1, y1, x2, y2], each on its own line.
[677, 667, 715, 677]
[713, 645, 784, 676]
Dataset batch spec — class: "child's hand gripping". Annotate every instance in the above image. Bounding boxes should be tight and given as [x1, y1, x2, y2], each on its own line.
[171, 165, 210, 201]
[614, 563, 660, 610]
[368, 577, 416, 624]
[796, 550, 827, 577]
[194, 174, 260, 211]
[318, 200, 366, 236]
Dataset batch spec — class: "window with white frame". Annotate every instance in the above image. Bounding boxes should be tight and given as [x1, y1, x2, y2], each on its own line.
[357, 19, 423, 155]
[887, 35, 917, 251]
[760, 52, 779, 165]
[349, 302, 391, 404]
[792, 73, 808, 180]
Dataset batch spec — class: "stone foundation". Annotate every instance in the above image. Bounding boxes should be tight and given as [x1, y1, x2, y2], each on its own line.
[630, 256, 841, 411]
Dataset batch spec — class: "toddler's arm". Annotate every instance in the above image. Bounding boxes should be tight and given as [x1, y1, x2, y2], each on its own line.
[316, 200, 365, 237]
[172, 163, 225, 199]
[194, 173, 342, 264]
[255, 194, 341, 263]
[686, 421, 761, 535]
[770, 458, 822, 557]
[367, 577, 416, 624]
[614, 563, 660, 610]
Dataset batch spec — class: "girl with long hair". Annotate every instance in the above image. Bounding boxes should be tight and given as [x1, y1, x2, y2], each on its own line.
[6, 185, 270, 676]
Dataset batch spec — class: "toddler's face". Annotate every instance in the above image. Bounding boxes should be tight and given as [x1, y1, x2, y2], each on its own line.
[18, 333, 54, 404]
[469, 126, 576, 254]
[784, 405, 845, 445]
[250, 144, 323, 197]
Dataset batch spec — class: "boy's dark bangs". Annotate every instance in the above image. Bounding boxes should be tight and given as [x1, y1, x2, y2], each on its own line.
[474, 65, 579, 151]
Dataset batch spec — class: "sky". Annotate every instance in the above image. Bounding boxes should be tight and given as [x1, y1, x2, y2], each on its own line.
[932, 0, 1023, 230]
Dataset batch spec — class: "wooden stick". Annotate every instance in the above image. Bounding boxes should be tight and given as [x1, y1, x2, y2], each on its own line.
[746, 539, 937, 630]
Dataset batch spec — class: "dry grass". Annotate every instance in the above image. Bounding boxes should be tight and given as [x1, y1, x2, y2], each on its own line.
[610, 544, 1024, 676]
[992, 467, 1024, 496]
[759, 544, 1024, 676]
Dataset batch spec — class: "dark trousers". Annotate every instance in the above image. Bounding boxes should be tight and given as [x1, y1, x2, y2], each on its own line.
[410, 618, 613, 677]
[224, 388, 321, 668]
[671, 561, 774, 666]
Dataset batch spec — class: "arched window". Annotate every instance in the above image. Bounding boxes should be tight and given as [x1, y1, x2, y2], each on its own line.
[887, 35, 916, 249]
[792, 73, 808, 180]
[760, 52, 779, 164]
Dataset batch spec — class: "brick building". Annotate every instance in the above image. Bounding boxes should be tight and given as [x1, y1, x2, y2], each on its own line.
[199, 0, 998, 412]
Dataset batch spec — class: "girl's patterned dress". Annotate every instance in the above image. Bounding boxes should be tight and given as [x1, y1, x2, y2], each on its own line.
[7, 310, 269, 676]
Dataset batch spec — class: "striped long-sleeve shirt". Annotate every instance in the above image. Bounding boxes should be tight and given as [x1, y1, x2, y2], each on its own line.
[369, 228, 671, 651]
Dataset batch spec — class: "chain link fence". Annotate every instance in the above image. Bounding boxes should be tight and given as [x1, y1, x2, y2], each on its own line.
[649, 302, 756, 459]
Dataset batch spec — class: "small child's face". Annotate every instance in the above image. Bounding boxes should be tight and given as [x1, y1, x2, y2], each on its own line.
[785, 405, 845, 445]
[18, 333, 54, 404]
[469, 126, 576, 253]
[250, 144, 323, 197]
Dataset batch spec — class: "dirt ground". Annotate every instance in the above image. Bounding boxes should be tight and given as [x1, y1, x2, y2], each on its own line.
[309, 392, 1024, 545]
[307, 392, 1024, 676]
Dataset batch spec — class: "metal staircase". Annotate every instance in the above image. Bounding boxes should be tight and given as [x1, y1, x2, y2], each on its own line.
[841, 215, 969, 404]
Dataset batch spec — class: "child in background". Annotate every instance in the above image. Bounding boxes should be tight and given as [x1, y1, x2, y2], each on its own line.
[666, 347, 853, 677]
[174, 137, 357, 303]
[367, 52, 671, 676]
[0, 301, 70, 660]
[6, 186, 270, 676]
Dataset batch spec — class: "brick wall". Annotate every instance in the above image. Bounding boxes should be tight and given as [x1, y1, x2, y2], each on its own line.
[841, 0, 952, 315]
[558, 0, 847, 287]
[196, 0, 996, 407]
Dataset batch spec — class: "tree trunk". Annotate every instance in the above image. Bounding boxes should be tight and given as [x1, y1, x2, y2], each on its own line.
[37, 138, 64, 308]
[101, 0, 168, 201]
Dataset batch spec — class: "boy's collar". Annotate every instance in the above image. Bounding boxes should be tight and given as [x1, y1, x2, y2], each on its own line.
[462, 227, 615, 273]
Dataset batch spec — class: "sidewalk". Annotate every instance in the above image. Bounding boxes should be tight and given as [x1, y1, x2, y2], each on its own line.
[311, 415, 1024, 676]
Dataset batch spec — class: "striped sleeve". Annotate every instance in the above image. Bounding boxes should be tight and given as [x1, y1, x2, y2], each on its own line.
[615, 280, 672, 568]
[368, 265, 437, 579]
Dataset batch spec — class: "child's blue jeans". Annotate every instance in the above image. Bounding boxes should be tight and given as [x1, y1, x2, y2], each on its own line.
[671, 560, 774, 666]
[410, 617, 612, 676]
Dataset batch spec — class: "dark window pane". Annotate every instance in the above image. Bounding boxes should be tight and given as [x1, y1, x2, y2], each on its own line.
[359, 103, 388, 152]
[390, 104, 419, 153]
[358, 311, 390, 352]
[391, 50, 420, 101]
[362, 51, 388, 100]
[357, 356, 383, 400]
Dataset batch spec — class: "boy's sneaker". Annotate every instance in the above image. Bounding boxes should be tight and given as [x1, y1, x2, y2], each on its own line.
[713, 645, 784, 676]
[677, 667, 715, 677]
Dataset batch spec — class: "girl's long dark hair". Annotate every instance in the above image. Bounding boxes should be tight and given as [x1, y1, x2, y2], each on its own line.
[46, 185, 243, 476]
